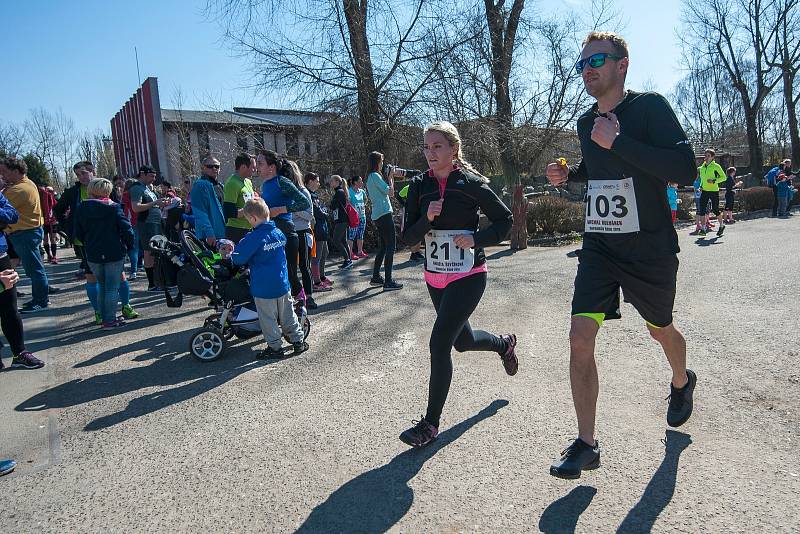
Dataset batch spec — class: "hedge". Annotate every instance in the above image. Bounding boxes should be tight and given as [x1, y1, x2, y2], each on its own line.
[526, 196, 584, 236]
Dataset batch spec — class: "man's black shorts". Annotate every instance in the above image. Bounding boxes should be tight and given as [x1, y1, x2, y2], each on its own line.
[74, 245, 92, 274]
[571, 249, 678, 328]
[698, 190, 720, 216]
[724, 191, 735, 211]
[43, 223, 57, 235]
[137, 222, 162, 252]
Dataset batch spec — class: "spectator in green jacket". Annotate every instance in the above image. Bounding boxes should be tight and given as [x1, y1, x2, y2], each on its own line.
[223, 153, 256, 243]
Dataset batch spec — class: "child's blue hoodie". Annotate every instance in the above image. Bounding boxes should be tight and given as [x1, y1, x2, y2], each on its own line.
[231, 220, 290, 299]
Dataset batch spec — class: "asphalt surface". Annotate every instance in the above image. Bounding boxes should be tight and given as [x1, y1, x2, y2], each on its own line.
[1, 212, 798, 533]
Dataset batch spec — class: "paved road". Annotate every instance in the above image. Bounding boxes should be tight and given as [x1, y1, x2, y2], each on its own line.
[1, 214, 798, 533]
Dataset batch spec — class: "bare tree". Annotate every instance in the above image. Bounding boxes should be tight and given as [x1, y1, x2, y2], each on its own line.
[207, 0, 477, 153]
[768, 0, 800, 163]
[681, 0, 782, 171]
[54, 108, 77, 185]
[24, 107, 59, 180]
[0, 122, 27, 156]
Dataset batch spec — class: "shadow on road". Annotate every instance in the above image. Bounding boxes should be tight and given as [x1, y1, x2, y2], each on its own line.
[485, 248, 518, 260]
[295, 399, 509, 534]
[616, 430, 692, 533]
[312, 286, 385, 314]
[15, 327, 270, 431]
[694, 237, 722, 246]
[538, 485, 597, 534]
[23, 307, 205, 356]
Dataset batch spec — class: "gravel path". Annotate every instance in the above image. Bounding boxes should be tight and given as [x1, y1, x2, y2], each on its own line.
[1, 214, 798, 533]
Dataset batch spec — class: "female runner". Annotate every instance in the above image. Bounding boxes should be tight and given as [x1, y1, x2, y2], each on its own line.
[399, 121, 518, 447]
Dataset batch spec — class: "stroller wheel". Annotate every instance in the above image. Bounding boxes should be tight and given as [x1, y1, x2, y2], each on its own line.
[189, 328, 226, 362]
[283, 316, 311, 343]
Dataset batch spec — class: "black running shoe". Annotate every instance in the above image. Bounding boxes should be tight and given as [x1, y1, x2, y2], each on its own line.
[369, 276, 385, 286]
[292, 341, 309, 355]
[10, 351, 45, 369]
[399, 418, 439, 448]
[306, 297, 318, 310]
[716, 225, 725, 237]
[499, 334, 518, 376]
[667, 369, 697, 427]
[410, 252, 424, 262]
[383, 281, 403, 291]
[257, 346, 284, 359]
[550, 438, 600, 479]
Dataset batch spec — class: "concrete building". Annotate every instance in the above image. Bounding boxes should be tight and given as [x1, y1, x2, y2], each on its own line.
[110, 77, 328, 182]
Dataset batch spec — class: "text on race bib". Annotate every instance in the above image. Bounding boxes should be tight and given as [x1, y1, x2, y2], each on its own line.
[584, 177, 640, 234]
[424, 230, 475, 273]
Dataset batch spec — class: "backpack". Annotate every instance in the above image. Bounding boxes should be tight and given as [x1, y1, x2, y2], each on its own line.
[765, 166, 780, 187]
[345, 202, 360, 228]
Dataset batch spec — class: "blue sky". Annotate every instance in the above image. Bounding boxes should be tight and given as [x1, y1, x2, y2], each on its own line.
[0, 0, 685, 133]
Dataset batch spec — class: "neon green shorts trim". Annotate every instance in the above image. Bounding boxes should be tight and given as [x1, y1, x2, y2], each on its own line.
[573, 312, 605, 328]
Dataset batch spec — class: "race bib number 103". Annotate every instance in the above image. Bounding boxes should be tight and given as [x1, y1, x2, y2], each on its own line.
[585, 177, 640, 234]
[424, 230, 475, 273]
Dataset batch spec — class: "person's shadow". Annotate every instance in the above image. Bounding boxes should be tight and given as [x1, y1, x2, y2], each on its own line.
[616, 430, 692, 533]
[295, 399, 509, 534]
[538, 485, 597, 533]
[694, 237, 721, 246]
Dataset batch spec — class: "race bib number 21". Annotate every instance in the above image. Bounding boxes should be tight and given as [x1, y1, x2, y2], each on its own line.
[424, 230, 475, 273]
[585, 177, 640, 234]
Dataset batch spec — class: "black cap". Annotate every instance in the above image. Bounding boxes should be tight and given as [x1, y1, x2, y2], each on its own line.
[138, 165, 156, 175]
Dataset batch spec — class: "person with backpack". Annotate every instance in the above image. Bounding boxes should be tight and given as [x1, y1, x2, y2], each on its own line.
[765, 162, 783, 217]
[329, 175, 353, 270]
[304, 172, 333, 291]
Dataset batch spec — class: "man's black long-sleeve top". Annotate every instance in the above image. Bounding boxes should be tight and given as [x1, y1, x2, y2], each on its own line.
[567, 91, 696, 260]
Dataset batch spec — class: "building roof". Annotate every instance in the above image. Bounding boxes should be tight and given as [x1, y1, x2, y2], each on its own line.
[232, 107, 329, 126]
[160, 109, 271, 126]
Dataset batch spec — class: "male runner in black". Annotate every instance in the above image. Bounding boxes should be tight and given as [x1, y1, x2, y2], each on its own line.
[546, 31, 697, 479]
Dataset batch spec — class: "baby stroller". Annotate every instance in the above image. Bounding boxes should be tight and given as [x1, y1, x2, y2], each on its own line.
[150, 230, 310, 362]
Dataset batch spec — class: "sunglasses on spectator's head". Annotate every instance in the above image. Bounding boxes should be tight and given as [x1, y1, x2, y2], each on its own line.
[575, 52, 626, 74]
[205, 164, 220, 169]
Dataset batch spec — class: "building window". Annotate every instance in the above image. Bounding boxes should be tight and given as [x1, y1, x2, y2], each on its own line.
[236, 133, 249, 151]
[198, 129, 210, 158]
[254, 132, 265, 150]
[304, 140, 312, 156]
[286, 132, 298, 157]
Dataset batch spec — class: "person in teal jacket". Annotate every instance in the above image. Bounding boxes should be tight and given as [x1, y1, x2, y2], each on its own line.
[190, 156, 226, 245]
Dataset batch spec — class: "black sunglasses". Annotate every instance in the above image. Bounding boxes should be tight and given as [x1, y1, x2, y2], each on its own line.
[575, 52, 626, 74]
[205, 164, 220, 169]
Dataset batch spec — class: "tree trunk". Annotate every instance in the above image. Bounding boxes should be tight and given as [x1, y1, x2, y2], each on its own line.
[743, 103, 764, 174]
[484, 0, 525, 248]
[510, 184, 528, 249]
[783, 69, 800, 166]
[343, 0, 384, 153]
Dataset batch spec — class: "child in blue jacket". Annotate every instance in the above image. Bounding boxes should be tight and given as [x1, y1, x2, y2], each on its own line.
[231, 198, 308, 358]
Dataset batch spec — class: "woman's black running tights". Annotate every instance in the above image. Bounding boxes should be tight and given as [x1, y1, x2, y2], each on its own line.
[424, 272, 505, 427]
[0, 255, 25, 356]
[283, 231, 302, 297]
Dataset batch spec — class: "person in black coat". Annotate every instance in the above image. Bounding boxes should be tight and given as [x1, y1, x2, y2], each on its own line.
[74, 178, 135, 329]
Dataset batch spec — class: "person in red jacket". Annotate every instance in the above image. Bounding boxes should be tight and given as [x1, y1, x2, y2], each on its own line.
[38, 185, 59, 264]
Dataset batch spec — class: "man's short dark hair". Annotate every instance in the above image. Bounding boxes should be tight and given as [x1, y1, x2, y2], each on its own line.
[582, 31, 629, 58]
[73, 160, 93, 172]
[1, 156, 27, 175]
[235, 153, 254, 170]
